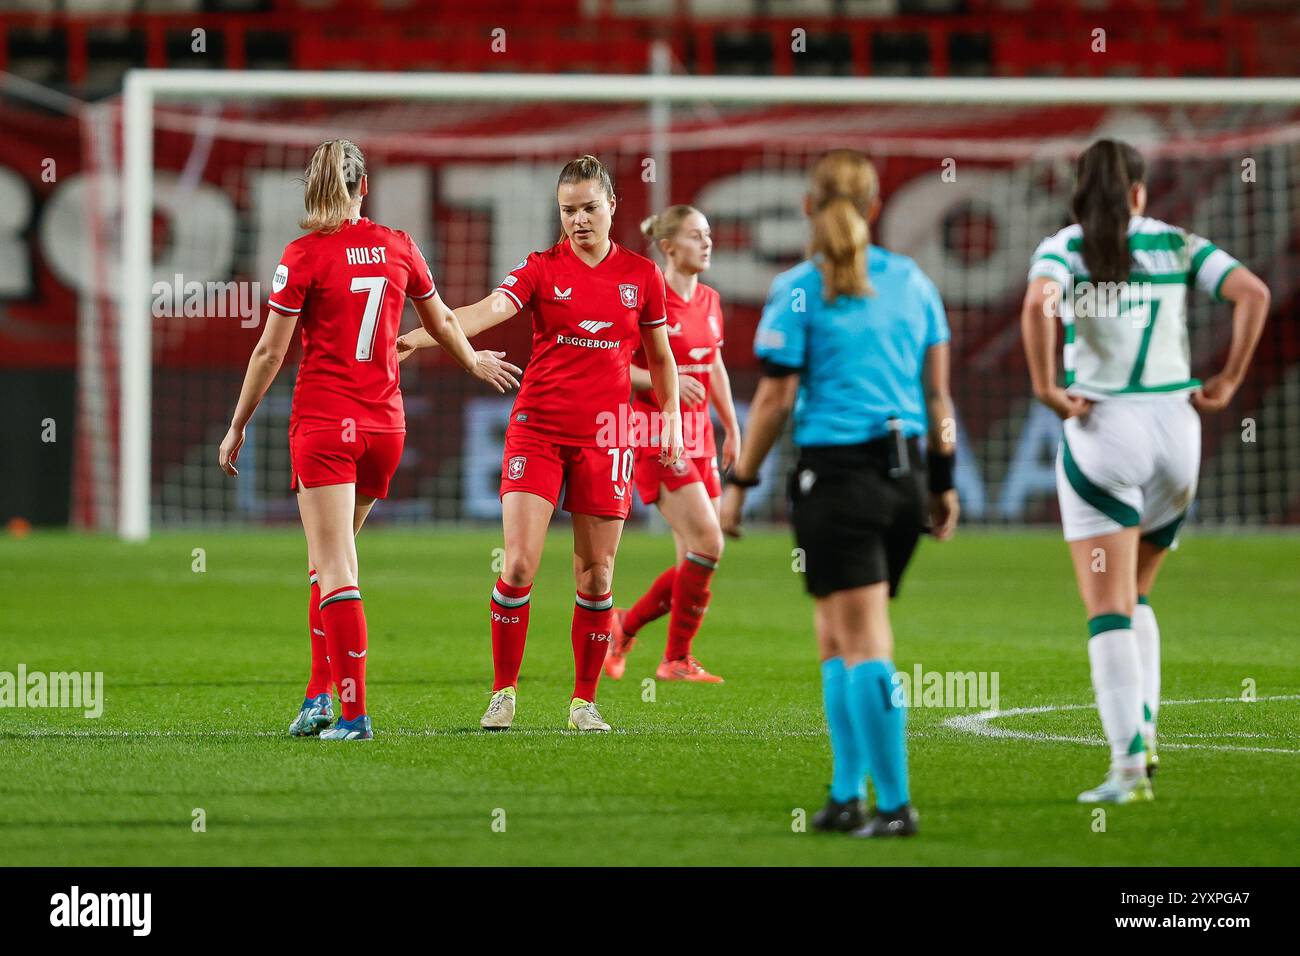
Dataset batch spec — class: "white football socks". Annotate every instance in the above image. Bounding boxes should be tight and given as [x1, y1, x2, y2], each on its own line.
[1088, 614, 1146, 775]
[1133, 599, 1161, 750]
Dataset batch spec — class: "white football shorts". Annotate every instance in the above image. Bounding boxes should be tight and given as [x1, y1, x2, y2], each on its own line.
[1055, 394, 1201, 545]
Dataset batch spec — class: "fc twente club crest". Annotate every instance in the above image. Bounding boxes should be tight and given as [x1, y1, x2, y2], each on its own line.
[619, 283, 638, 308]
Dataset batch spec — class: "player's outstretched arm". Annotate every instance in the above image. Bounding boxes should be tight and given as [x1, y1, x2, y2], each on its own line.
[640, 323, 684, 466]
[219, 308, 298, 476]
[709, 352, 743, 471]
[1193, 267, 1270, 414]
[924, 341, 959, 541]
[396, 291, 519, 362]
[1021, 276, 1092, 421]
[411, 293, 522, 394]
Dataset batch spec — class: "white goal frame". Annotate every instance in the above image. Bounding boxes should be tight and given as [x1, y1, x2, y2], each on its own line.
[118, 70, 1300, 540]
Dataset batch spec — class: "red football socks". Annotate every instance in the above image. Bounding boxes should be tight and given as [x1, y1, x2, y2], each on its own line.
[624, 565, 676, 637]
[490, 578, 532, 691]
[320, 585, 367, 720]
[305, 570, 332, 699]
[572, 591, 614, 701]
[665, 552, 717, 661]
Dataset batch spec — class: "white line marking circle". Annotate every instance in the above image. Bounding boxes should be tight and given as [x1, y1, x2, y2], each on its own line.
[942, 694, 1300, 755]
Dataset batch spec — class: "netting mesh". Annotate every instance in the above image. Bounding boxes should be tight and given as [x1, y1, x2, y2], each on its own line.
[80, 94, 1300, 530]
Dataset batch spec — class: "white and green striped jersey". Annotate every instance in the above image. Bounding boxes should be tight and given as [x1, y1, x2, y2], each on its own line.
[1027, 216, 1240, 399]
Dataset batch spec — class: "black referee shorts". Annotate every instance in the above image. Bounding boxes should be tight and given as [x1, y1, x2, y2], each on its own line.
[789, 438, 927, 599]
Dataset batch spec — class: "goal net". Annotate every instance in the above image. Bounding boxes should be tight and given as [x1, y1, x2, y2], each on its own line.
[81, 73, 1300, 538]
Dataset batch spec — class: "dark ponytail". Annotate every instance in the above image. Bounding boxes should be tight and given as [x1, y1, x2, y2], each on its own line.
[1070, 139, 1145, 284]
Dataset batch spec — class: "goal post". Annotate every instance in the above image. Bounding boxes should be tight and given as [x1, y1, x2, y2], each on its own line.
[110, 70, 1300, 540]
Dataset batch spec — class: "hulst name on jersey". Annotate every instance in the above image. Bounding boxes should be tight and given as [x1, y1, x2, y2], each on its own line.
[345, 246, 388, 266]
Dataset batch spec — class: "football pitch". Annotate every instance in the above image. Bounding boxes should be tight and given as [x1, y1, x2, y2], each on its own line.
[2, 528, 1296, 867]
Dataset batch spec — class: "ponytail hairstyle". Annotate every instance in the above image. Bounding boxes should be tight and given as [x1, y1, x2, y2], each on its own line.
[808, 149, 878, 300]
[1071, 139, 1145, 284]
[640, 203, 699, 251]
[300, 139, 366, 233]
[557, 154, 615, 201]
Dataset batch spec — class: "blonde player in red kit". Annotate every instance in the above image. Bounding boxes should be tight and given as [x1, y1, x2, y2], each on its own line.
[397, 155, 683, 732]
[219, 140, 520, 740]
[604, 206, 741, 684]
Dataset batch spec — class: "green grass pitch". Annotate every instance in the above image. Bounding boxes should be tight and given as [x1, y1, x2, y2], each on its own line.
[1, 527, 1297, 866]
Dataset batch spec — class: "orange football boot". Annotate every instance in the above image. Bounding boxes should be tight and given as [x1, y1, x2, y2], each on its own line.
[655, 655, 724, 683]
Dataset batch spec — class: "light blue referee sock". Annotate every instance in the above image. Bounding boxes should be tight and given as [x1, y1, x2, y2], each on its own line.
[847, 659, 910, 813]
[821, 657, 867, 802]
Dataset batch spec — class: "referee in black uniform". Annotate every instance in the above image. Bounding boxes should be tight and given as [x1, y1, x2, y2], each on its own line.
[720, 149, 959, 838]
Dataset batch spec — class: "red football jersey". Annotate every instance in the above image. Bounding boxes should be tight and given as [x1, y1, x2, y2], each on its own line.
[494, 239, 667, 446]
[268, 218, 435, 435]
[632, 282, 724, 458]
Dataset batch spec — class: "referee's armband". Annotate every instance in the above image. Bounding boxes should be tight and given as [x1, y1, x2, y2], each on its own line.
[927, 450, 955, 494]
[759, 359, 801, 378]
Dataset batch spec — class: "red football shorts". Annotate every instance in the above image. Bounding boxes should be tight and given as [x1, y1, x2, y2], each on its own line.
[290, 427, 405, 500]
[633, 451, 721, 506]
[500, 426, 632, 520]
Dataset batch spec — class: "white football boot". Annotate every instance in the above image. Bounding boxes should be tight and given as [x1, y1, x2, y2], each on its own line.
[480, 686, 516, 731]
[567, 698, 610, 733]
[1077, 769, 1154, 804]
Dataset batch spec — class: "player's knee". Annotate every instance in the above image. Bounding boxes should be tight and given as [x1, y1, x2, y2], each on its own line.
[314, 556, 357, 594]
[574, 559, 614, 596]
[691, 525, 724, 562]
[500, 556, 537, 589]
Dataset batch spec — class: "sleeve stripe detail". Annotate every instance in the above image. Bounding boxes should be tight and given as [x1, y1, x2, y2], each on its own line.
[1028, 262, 1069, 283]
[410, 285, 436, 300]
[267, 300, 302, 314]
[1189, 243, 1218, 278]
[1213, 263, 1241, 301]
[1034, 253, 1070, 269]
[495, 288, 524, 310]
[639, 316, 667, 327]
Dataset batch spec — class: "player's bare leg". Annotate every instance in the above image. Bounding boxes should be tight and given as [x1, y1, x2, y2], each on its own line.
[293, 493, 377, 737]
[650, 481, 725, 682]
[483, 491, 554, 730]
[298, 483, 373, 740]
[568, 513, 623, 731]
[1069, 529, 1151, 802]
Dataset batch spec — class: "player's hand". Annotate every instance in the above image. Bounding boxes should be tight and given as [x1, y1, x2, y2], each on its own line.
[1035, 386, 1092, 421]
[679, 374, 707, 406]
[396, 333, 418, 363]
[470, 350, 522, 393]
[929, 489, 959, 541]
[1191, 374, 1239, 414]
[720, 485, 745, 539]
[721, 430, 741, 472]
[218, 426, 244, 477]
[658, 411, 684, 467]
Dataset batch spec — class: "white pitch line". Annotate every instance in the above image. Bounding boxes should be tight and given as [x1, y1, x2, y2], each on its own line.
[2, 727, 835, 741]
[942, 694, 1300, 755]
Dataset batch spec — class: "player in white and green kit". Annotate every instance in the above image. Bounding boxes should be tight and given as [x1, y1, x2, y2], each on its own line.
[1020, 139, 1271, 804]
